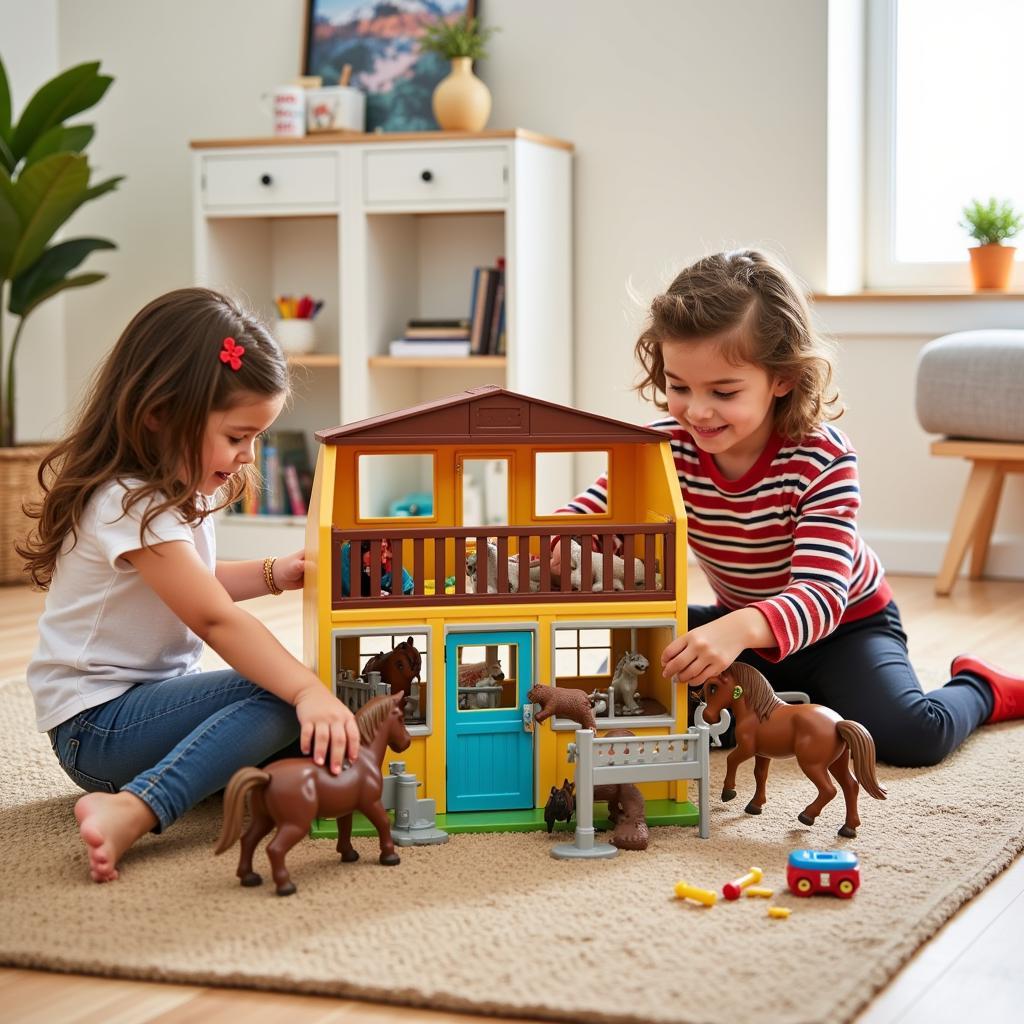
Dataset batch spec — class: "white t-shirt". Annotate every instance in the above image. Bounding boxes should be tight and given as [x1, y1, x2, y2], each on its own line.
[27, 479, 216, 731]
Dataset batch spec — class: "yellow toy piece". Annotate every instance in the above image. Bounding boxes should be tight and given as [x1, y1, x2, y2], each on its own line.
[722, 865, 763, 900]
[304, 387, 691, 825]
[745, 886, 774, 898]
[674, 881, 718, 906]
[767, 906, 792, 919]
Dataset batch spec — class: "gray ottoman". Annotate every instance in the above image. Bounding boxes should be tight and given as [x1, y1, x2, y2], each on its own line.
[915, 330, 1024, 594]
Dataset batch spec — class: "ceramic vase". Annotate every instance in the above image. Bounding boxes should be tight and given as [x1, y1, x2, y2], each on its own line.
[432, 57, 491, 132]
[967, 244, 1016, 291]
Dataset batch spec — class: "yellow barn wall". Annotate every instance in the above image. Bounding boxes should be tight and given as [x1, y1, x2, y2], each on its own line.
[307, 438, 691, 814]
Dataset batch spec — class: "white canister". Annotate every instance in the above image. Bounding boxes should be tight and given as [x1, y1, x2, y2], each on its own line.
[305, 86, 366, 133]
[274, 318, 316, 354]
[272, 86, 306, 138]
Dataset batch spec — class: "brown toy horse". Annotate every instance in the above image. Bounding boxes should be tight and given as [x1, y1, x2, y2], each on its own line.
[363, 638, 421, 709]
[693, 663, 886, 838]
[214, 693, 411, 895]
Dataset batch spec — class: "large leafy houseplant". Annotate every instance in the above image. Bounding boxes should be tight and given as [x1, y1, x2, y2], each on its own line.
[0, 57, 122, 447]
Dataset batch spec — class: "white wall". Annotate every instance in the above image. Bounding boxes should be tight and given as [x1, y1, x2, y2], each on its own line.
[29, 0, 1022, 578]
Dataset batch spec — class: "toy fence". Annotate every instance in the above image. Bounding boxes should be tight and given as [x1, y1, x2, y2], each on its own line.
[336, 670, 391, 711]
[551, 705, 732, 859]
[329, 525, 675, 609]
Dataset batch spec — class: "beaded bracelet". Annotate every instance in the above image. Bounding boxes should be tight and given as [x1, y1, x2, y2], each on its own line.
[263, 556, 283, 596]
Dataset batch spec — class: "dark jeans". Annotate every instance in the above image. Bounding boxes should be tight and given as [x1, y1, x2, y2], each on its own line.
[688, 600, 993, 767]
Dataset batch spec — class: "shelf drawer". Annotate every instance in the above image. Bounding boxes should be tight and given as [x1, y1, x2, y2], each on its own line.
[364, 145, 508, 205]
[202, 152, 338, 209]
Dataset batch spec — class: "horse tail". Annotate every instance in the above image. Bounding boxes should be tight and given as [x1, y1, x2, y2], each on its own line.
[837, 720, 887, 800]
[213, 767, 271, 855]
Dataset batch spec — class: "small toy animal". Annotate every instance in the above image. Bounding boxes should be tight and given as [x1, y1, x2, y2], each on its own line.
[544, 778, 576, 832]
[612, 651, 649, 715]
[527, 683, 597, 732]
[694, 662, 887, 838]
[595, 782, 650, 851]
[465, 541, 550, 594]
[363, 638, 421, 709]
[565, 539, 657, 592]
[214, 693, 410, 896]
[457, 660, 505, 709]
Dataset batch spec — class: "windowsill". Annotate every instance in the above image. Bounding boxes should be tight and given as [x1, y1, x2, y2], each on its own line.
[812, 289, 1024, 302]
[551, 714, 677, 732]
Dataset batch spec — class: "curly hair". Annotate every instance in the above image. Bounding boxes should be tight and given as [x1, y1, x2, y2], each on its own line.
[19, 287, 290, 589]
[634, 248, 842, 440]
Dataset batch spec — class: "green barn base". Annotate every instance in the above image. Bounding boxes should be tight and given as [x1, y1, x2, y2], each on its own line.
[311, 798, 699, 839]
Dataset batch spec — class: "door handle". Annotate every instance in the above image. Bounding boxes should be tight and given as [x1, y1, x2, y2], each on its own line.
[522, 702, 534, 733]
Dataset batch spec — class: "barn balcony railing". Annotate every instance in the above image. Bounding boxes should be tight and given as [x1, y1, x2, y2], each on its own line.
[329, 525, 676, 611]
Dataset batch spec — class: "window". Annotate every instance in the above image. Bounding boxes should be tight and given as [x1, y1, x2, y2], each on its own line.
[334, 630, 429, 727]
[357, 453, 434, 519]
[535, 450, 609, 516]
[555, 629, 611, 678]
[866, 0, 1024, 288]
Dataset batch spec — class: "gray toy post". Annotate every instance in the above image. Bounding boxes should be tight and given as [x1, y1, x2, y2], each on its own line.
[382, 762, 449, 847]
[551, 704, 731, 859]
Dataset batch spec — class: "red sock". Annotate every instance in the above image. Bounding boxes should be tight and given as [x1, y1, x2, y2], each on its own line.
[951, 655, 1024, 724]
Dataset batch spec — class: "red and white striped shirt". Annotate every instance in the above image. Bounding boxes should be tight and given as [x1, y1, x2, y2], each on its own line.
[561, 418, 892, 661]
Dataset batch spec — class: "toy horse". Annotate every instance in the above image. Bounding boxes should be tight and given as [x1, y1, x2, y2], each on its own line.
[363, 638, 421, 709]
[693, 663, 887, 838]
[215, 693, 411, 896]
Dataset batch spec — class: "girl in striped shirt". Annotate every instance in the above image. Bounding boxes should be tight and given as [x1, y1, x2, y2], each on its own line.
[556, 249, 1023, 766]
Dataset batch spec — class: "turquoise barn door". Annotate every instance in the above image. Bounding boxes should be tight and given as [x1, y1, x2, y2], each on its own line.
[445, 630, 534, 812]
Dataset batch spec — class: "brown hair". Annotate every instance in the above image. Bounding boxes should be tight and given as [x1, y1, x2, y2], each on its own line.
[19, 287, 290, 588]
[634, 248, 841, 439]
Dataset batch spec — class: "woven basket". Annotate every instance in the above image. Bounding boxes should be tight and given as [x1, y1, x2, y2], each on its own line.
[0, 445, 48, 585]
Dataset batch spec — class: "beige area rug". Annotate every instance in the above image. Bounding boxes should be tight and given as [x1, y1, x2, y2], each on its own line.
[3, 675, 1024, 1024]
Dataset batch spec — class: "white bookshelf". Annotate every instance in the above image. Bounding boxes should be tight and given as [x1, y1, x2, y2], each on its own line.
[192, 130, 574, 559]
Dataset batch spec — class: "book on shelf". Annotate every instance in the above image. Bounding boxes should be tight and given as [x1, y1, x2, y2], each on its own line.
[469, 267, 499, 355]
[406, 317, 470, 329]
[229, 429, 313, 517]
[388, 338, 472, 357]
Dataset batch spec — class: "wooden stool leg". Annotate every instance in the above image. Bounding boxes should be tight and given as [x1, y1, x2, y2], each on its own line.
[935, 461, 1002, 596]
[969, 466, 1005, 580]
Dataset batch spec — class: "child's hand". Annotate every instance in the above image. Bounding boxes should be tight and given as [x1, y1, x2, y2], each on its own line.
[661, 617, 747, 686]
[293, 685, 360, 773]
[274, 550, 306, 591]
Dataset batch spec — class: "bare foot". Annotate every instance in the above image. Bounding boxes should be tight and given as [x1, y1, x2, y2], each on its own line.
[74, 791, 158, 883]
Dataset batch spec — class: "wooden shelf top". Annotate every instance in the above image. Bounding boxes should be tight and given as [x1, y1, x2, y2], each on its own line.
[191, 128, 573, 152]
[287, 353, 340, 368]
[369, 355, 507, 370]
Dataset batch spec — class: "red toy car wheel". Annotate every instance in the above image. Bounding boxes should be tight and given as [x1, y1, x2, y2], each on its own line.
[837, 878, 856, 897]
[795, 876, 813, 895]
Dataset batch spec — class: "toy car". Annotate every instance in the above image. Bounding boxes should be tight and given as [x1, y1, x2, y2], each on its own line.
[786, 849, 860, 898]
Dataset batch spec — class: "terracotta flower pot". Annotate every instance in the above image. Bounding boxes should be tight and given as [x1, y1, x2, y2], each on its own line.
[432, 57, 491, 132]
[967, 244, 1017, 291]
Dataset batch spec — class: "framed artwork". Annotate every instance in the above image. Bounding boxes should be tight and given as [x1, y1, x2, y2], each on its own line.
[303, 0, 478, 133]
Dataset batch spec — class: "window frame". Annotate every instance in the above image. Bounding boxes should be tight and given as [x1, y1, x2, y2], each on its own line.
[865, 0, 1024, 290]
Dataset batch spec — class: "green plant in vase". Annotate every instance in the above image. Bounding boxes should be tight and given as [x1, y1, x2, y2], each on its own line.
[0, 56, 123, 447]
[419, 14, 499, 132]
[959, 197, 1022, 291]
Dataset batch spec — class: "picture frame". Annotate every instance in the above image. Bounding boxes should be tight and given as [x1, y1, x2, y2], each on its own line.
[303, 0, 478, 133]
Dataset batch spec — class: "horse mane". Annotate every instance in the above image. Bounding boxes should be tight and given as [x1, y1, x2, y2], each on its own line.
[355, 694, 395, 745]
[730, 662, 784, 722]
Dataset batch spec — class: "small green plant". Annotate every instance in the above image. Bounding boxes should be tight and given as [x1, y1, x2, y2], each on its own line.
[960, 197, 1024, 247]
[419, 14, 498, 61]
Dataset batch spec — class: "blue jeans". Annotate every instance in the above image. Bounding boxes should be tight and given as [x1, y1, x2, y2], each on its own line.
[688, 600, 993, 767]
[47, 671, 301, 832]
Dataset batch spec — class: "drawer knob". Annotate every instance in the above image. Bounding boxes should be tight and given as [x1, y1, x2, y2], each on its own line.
[260, 173, 273, 186]
[420, 169, 433, 182]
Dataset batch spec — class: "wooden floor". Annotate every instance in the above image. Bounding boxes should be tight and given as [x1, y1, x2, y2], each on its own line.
[2, 574, 1024, 1024]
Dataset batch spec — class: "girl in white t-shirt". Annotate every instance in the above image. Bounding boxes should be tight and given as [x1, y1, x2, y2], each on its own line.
[21, 287, 359, 884]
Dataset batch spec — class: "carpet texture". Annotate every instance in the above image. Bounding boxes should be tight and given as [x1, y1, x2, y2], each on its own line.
[2, 675, 1024, 1024]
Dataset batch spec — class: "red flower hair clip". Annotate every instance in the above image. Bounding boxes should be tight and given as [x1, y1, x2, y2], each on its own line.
[219, 336, 245, 371]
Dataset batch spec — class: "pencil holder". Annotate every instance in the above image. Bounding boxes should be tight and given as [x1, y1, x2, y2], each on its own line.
[274, 318, 316, 355]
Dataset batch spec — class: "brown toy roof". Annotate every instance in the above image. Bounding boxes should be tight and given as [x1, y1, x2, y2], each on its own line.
[315, 386, 668, 446]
